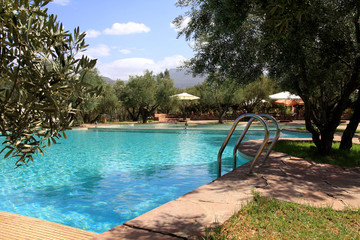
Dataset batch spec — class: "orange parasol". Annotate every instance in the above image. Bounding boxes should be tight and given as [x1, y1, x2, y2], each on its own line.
[274, 99, 304, 106]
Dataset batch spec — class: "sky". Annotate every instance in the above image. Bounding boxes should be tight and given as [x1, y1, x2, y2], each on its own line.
[47, 0, 193, 80]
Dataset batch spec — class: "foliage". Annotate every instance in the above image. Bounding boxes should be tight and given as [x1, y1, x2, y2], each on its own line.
[112, 80, 129, 121]
[238, 76, 275, 113]
[204, 192, 360, 239]
[340, 90, 360, 150]
[113, 79, 125, 101]
[171, 85, 203, 117]
[77, 69, 104, 123]
[0, 0, 97, 166]
[273, 141, 360, 167]
[263, 0, 360, 155]
[174, 0, 360, 155]
[174, 0, 264, 83]
[200, 74, 241, 123]
[179, 76, 276, 121]
[76, 69, 124, 123]
[119, 70, 176, 123]
[95, 83, 120, 121]
[155, 70, 177, 114]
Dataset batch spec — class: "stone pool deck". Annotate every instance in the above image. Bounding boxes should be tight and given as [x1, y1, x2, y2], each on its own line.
[0, 211, 98, 240]
[94, 137, 360, 240]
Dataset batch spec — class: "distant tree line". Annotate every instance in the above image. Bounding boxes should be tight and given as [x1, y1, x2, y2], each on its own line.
[77, 69, 277, 124]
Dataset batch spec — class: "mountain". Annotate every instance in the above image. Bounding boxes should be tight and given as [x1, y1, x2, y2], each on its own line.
[168, 69, 206, 88]
[101, 69, 206, 88]
[102, 76, 116, 84]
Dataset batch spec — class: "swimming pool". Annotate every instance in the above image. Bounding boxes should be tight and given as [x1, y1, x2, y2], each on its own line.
[86, 122, 297, 130]
[0, 128, 310, 233]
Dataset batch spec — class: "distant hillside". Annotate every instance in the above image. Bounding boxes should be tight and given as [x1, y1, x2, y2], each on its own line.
[169, 69, 206, 88]
[102, 76, 116, 84]
[101, 69, 206, 88]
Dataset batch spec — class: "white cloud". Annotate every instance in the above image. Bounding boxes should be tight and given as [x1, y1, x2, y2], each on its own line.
[103, 22, 151, 35]
[84, 44, 111, 58]
[85, 22, 150, 39]
[170, 16, 191, 32]
[86, 29, 101, 38]
[97, 55, 186, 80]
[51, 0, 71, 6]
[156, 55, 187, 71]
[119, 49, 132, 54]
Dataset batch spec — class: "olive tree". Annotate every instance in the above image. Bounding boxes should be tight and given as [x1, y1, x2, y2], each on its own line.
[95, 83, 121, 122]
[78, 69, 104, 123]
[201, 74, 241, 123]
[239, 76, 275, 113]
[174, 0, 360, 155]
[120, 70, 175, 123]
[0, 0, 97, 166]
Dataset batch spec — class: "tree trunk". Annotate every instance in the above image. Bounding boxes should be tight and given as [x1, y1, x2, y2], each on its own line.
[304, 101, 321, 147]
[340, 91, 360, 150]
[304, 100, 338, 156]
[90, 114, 101, 123]
[318, 128, 336, 155]
[218, 109, 226, 124]
[127, 108, 140, 121]
[141, 108, 148, 123]
[83, 113, 90, 123]
[135, 109, 141, 121]
[142, 114, 148, 123]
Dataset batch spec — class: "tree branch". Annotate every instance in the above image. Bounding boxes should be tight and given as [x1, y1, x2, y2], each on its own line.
[355, 6, 360, 48]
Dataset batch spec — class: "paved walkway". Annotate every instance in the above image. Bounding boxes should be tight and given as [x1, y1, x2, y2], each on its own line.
[94, 138, 360, 240]
[0, 211, 98, 240]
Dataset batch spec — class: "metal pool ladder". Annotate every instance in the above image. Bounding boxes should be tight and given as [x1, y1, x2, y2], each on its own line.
[217, 113, 281, 178]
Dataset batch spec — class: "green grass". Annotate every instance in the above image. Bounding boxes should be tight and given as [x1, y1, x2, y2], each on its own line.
[204, 192, 360, 240]
[334, 128, 360, 133]
[204, 142, 360, 239]
[203, 121, 235, 125]
[295, 127, 360, 133]
[293, 127, 307, 131]
[272, 141, 360, 167]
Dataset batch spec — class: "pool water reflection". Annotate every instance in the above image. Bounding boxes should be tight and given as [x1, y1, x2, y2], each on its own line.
[0, 129, 310, 233]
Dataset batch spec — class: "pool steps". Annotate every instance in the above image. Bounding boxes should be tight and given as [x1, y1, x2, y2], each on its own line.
[217, 113, 281, 177]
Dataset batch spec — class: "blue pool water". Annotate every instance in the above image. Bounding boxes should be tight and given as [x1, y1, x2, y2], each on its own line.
[0, 129, 310, 233]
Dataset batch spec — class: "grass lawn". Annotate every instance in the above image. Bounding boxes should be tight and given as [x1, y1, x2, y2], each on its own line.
[295, 127, 360, 134]
[204, 192, 360, 240]
[273, 141, 360, 167]
[335, 128, 360, 133]
[204, 141, 360, 239]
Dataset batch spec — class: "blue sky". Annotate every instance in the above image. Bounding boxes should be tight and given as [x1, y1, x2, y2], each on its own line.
[47, 0, 193, 80]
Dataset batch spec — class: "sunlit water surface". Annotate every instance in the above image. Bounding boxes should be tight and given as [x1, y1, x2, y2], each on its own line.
[0, 128, 310, 233]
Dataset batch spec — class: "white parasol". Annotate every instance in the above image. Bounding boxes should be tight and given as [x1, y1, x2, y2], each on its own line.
[171, 92, 200, 100]
[269, 91, 304, 106]
[269, 91, 301, 100]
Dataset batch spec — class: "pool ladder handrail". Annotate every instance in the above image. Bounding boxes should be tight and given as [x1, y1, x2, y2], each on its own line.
[217, 113, 281, 178]
[233, 114, 281, 169]
[257, 114, 281, 166]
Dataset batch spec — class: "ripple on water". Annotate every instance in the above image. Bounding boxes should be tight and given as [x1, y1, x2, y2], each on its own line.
[0, 129, 310, 233]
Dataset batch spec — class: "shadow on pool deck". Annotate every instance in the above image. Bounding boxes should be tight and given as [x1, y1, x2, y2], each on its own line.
[94, 137, 360, 240]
